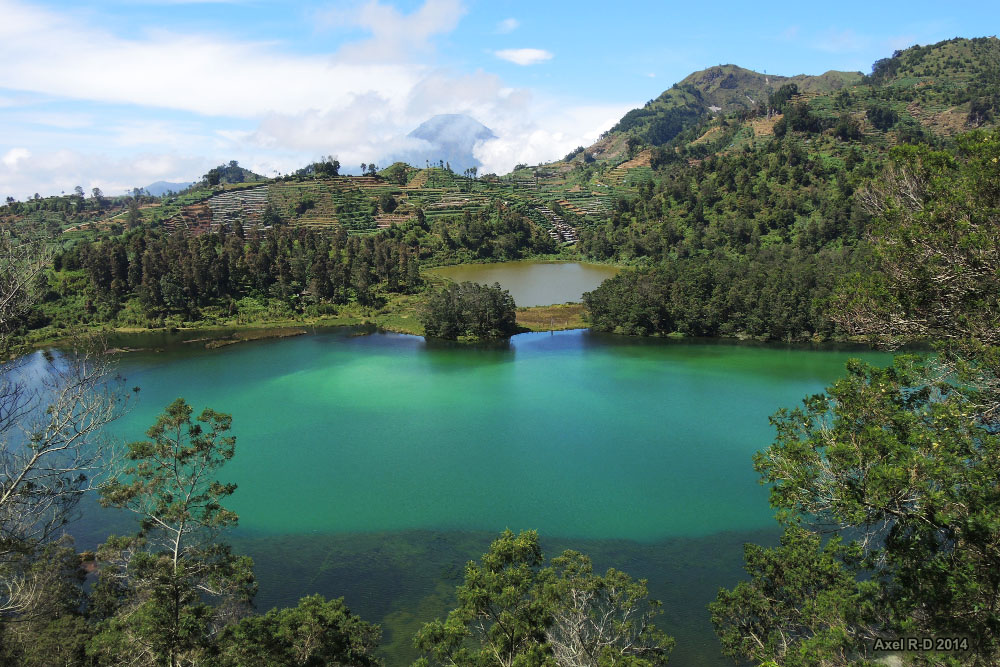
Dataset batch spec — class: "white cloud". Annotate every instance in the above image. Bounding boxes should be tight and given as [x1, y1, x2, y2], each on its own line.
[473, 103, 633, 175]
[245, 69, 515, 168]
[0, 149, 213, 198]
[496, 18, 519, 34]
[107, 120, 228, 150]
[2, 148, 31, 169]
[0, 0, 429, 117]
[317, 0, 466, 62]
[0, 0, 628, 194]
[495, 48, 553, 66]
[11, 111, 94, 129]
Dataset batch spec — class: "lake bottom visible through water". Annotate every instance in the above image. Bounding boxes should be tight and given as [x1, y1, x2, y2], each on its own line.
[229, 527, 781, 666]
[60, 328, 887, 666]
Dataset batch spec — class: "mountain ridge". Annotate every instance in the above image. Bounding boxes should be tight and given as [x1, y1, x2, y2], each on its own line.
[568, 36, 1000, 165]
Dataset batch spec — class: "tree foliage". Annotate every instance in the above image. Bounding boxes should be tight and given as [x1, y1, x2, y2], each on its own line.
[0, 394, 382, 666]
[713, 130, 1000, 666]
[215, 594, 381, 667]
[49, 224, 421, 327]
[835, 132, 1000, 348]
[420, 282, 518, 340]
[583, 245, 856, 340]
[0, 236, 127, 624]
[578, 129, 873, 340]
[94, 398, 256, 666]
[414, 530, 672, 667]
[710, 527, 876, 666]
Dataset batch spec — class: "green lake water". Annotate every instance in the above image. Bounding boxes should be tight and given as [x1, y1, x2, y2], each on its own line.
[60, 329, 889, 665]
[426, 261, 620, 306]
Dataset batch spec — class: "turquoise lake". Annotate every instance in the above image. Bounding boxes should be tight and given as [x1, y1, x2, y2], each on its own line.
[60, 328, 889, 665]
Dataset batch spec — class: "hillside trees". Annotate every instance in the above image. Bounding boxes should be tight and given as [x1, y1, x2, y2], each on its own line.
[202, 161, 260, 186]
[414, 530, 673, 667]
[577, 113, 884, 340]
[0, 235, 128, 622]
[92, 398, 256, 665]
[583, 245, 857, 340]
[711, 130, 1000, 665]
[387, 202, 557, 263]
[52, 225, 422, 327]
[215, 593, 381, 666]
[314, 156, 341, 177]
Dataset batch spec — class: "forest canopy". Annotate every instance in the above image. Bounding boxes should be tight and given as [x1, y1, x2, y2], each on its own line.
[420, 281, 518, 340]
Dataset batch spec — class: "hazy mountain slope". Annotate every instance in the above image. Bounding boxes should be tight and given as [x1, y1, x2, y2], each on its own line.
[144, 181, 195, 197]
[385, 114, 496, 174]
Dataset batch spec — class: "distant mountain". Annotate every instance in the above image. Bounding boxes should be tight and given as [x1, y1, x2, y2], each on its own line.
[585, 65, 861, 161]
[143, 181, 195, 197]
[388, 114, 496, 173]
[574, 36, 1000, 164]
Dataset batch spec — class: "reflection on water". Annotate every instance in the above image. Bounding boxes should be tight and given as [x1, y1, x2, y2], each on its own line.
[61, 328, 887, 666]
[71, 328, 888, 542]
[427, 261, 620, 307]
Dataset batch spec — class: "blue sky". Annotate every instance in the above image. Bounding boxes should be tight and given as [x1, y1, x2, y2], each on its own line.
[1, 0, 994, 197]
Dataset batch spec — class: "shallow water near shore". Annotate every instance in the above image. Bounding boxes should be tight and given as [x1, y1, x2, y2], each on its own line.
[60, 328, 889, 665]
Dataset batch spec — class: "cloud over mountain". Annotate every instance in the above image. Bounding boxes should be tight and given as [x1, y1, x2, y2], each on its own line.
[384, 114, 495, 173]
[0, 0, 629, 196]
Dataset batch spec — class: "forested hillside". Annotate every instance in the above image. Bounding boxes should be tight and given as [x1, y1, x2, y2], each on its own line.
[580, 36, 1000, 340]
[3, 34, 1000, 667]
[1, 36, 998, 346]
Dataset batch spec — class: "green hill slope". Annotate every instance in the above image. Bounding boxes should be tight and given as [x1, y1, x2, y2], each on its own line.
[585, 64, 860, 160]
[584, 36, 999, 163]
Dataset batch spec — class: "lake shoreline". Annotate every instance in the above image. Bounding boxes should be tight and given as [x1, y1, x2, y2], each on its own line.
[38, 302, 594, 353]
[65, 333, 889, 666]
[48, 311, 889, 355]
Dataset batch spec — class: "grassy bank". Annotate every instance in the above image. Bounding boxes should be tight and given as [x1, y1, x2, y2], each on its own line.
[31, 299, 592, 351]
[27, 291, 431, 349]
[516, 303, 587, 332]
[26, 266, 597, 350]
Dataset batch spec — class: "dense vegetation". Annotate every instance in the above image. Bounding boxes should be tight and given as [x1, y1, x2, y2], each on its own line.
[580, 37, 999, 340]
[581, 100, 878, 340]
[40, 224, 421, 331]
[4, 39, 996, 345]
[202, 160, 265, 187]
[383, 205, 558, 265]
[420, 281, 518, 340]
[2, 35, 1000, 667]
[1, 196, 558, 343]
[582, 246, 857, 340]
[709, 132, 1000, 664]
[414, 530, 673, 667]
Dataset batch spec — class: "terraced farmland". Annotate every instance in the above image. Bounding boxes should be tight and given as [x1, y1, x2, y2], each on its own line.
[155, 162, 642, 243]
